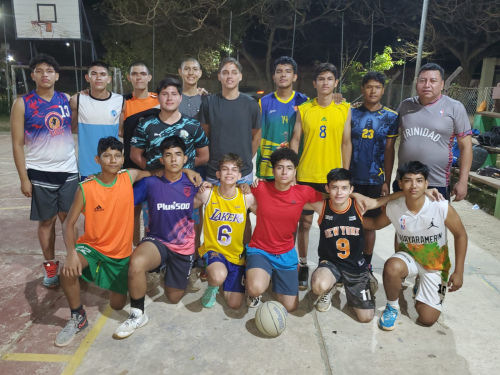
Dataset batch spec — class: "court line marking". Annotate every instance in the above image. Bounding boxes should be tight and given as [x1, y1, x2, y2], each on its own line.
[0, 206, 30, 210]
[2, 353, 72, 362]
[61, 305, 113, 375]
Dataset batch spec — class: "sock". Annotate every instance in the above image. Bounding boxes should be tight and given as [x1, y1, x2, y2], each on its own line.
[387, 299, 400, 310]
[364, 254, 373, 266]
[130, 296, 145, 313]
[299, 257, 307, 266]
[70, 305, 85, 316]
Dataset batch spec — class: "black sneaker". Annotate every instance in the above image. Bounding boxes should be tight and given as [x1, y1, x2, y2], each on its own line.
[298, 264, 309, 290]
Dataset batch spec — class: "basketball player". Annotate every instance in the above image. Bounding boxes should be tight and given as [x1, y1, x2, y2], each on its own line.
[11, 54, 79, 288]
[290, 63, 352, 290]
[363, 161, 467, 330]
[197, 154, 256, 309]
[54, 137, 155, 347]
[114, 136, 209, 339]
[70, 61, 125, 180]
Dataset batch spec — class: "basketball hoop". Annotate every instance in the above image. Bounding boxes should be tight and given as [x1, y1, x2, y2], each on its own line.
[31, 21, 53, 37]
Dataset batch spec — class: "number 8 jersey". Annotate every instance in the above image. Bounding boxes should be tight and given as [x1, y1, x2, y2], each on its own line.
[317, 198, 366, 272]
[198, 186, 247, 266]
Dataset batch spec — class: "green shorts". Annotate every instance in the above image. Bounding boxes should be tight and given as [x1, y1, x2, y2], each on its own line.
[75, 244, 129, 295]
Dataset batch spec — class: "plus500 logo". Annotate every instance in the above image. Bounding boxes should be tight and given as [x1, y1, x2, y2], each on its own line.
[157, 202, 190, 210]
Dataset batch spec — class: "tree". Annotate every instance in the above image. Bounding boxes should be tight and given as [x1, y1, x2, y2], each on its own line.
[351, 0, 500, 86]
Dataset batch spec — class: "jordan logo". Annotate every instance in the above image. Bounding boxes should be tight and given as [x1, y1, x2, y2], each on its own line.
[427, 218, 438, 229]
[94, 205, 104, 212]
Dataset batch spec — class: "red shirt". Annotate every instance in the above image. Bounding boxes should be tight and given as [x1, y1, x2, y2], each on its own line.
[249, 181, 323, 254]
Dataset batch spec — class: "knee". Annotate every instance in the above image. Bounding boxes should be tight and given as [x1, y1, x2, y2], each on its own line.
[166, 294, 182, 305]
[245, 280, 265, 297]
[110, 300, 126, 311]
[207, 269, 226, 286]
[227, 299, 243, 310]
[311, 278, 331, 296]
[39, 216, 57, 227]
[128, 259, 146, 278]
[417, 315, 438, 327]
[282, 300, 298, 313]
[357, 310, 375, 323]
[383, 258, 404, 276]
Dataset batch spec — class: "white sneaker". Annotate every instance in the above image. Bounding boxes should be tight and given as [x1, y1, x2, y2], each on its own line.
[246, 294, 261, 308]
[316, 287, 336, 312]
[189, 270, 201, 291]
[146, 272, 160, 292]
[113, 308, 148, 339]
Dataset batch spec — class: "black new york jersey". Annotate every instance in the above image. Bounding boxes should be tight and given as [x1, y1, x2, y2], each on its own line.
[317, 198, 366, 272]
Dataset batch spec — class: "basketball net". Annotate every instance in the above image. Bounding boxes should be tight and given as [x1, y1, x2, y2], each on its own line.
[31, 21, 53, 38]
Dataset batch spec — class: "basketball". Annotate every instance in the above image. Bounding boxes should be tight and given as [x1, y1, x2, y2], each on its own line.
[255, 301, 288, 337]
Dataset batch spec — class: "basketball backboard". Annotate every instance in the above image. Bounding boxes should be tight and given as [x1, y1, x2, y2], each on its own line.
[12, 0, 82, 40]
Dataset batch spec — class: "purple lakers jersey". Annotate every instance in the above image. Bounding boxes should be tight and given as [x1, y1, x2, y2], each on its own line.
[134, 173, 200, 255]
[23, 90, 78, 172]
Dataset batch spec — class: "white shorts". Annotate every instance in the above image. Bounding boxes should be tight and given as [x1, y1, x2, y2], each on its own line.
[391, 252, 447, 312]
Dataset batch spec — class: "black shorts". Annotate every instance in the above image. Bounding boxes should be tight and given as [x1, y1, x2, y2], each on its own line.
[298, 181, 327, 215]
[353, 184, 383, 218]
[139, 237, 194, 290]
[318, 260, 374, 310]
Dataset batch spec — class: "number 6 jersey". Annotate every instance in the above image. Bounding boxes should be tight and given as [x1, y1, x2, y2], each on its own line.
[198, 186, 247, 266]
[317, 198, 366, 272]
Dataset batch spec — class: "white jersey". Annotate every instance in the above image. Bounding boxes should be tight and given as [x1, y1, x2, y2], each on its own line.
[386, 196, 451, 281]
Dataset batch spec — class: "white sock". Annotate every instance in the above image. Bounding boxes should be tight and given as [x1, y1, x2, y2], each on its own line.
[299, 257, 307, 265]
[44, 259, 55, 264]
[387, 299, 400, 310]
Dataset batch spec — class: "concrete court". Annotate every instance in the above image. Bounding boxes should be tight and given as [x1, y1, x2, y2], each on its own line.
[0, 131, 499, 375]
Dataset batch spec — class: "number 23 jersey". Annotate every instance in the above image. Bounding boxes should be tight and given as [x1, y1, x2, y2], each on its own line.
[198, 186, 247, 266]
[317, 198, 366, 272]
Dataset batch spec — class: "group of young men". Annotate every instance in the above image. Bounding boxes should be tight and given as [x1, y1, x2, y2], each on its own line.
[11, 51, 470, 347]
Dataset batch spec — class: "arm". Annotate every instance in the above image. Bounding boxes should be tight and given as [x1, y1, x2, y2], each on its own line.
[194, 146, 209, 167]
[302, 200, 325, 214]
[119, 100, 126, 138]
[127, 169, 153, 183]
[382, 137, 397, 196]
[341, 108, 352, 169]
[193, 184, 211, 208]
[243, 192, 255, 208]
[290, 110, 303, 153]
[10, 98, 31, 198]
[453, 135, 472, 201]
[70, 94, 79, 134]
[130, 146, 147, 170]
[252, 128, 262, 157]
[362, 211, 392, 230]
[61, 189, 84, 278]
[445, 204, 467, 291]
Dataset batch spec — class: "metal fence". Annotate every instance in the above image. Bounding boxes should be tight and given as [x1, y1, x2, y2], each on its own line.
[447, 86, 494, 125]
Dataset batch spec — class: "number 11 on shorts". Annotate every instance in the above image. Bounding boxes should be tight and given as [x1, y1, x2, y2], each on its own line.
[360, 289, 371, 301]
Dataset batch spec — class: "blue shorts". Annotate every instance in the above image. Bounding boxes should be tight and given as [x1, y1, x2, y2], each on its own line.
[207, 172, 253, 186]
[203, 251, 246, 293]
[192, 208, 201, 225]
[246, 246, 299, 296]
[392, 180, 450, 200]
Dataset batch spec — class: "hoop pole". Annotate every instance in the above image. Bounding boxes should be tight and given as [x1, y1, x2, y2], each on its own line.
[152, 17, 155, 87]
[80, 41, 83, 89]
[291, 12, 297, 59]
[369, 14, 374, 69]
[339, 12, 344, 93]
[2, 4, 10, 112]
[73, 42, 79, 92]
[228, 11, 232, 57]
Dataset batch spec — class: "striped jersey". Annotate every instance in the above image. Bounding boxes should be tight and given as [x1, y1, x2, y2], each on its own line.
[198, 186, 247, 265]
[297, 99, 350, 183]
[257, 91, 308, 179]
[23, 90, 78, 173]
[77, 93, 124, 177]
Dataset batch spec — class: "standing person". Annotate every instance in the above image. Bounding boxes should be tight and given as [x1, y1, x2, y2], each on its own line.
[395, 63, 472, 200]
[290, 63, 352, 290]
[122, 61, 160, 246]
[364, 161, 468, 331]
[349, 71, 398, 287]
[256, 56, 308, 179]
[11, 54, 79, 288]
[70, 61, 125, 180]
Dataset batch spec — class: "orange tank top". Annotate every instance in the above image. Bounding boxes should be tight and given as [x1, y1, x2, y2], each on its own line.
[77, 170, 134, 258]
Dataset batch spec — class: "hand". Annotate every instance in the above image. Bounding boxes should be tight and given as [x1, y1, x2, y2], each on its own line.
[424, 188, 444, 202]
[251, 178, 264, 188]
[237, 183, 251, 195]
[62, 251, 82, 278]
[197, 87, 209, 96]
[20, 177, 32, 198]
[84, 174, 97, 181]
[381, 182, 390, 197]
[353, 193, 372, 213]
[448, 272, 463, 292]
[351, 102, 362, 108]
[80, 89, 90, 96]
[199, 181, 212, 194]
[152, 169, 164, 178]
[183, 169, 202, 187]
[332, 93, 344, 105]
[452, 180, 467, 201]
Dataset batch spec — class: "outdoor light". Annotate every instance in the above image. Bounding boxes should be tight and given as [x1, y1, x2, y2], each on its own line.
[66, 42, 70, 46]
[257, 90, 264, 95]
[7, 55, 13, 61]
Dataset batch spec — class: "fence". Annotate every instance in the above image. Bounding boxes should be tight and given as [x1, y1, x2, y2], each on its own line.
[447, 86, 494, 125]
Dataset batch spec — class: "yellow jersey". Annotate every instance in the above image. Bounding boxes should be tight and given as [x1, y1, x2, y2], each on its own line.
[198, 186, 247, 265]
[297, 99, 350, 183]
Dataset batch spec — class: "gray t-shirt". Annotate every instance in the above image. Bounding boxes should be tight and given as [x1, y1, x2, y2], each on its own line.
[179, 94, 202, 119]
[200, 92, 261, 178]
[397, 95, 472, 187]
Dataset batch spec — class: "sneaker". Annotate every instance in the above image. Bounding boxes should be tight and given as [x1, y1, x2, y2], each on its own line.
[368, 264, 378, 296]
[189, 270, 202, 291]
[378, 303, 400, 331]
[43, 261, 60, 288]
[246, 294, 261, 308]
[202, 285, 219, 308]
[298, 263, 309, 290]
[315, 287, 336, 312]
[413, 275, 420, 297]
[200, 270, 208, 282]
[146, 272, 160, 292]
[54, 311, 88, 347]
[113, 308, 148, 339]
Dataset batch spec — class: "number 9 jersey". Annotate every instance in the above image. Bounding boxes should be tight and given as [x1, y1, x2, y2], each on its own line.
[317, 198, 366, 272]
[198, 186, 247, 266]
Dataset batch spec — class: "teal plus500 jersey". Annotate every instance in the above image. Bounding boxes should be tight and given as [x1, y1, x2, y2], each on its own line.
[257, 91, 308, 179]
